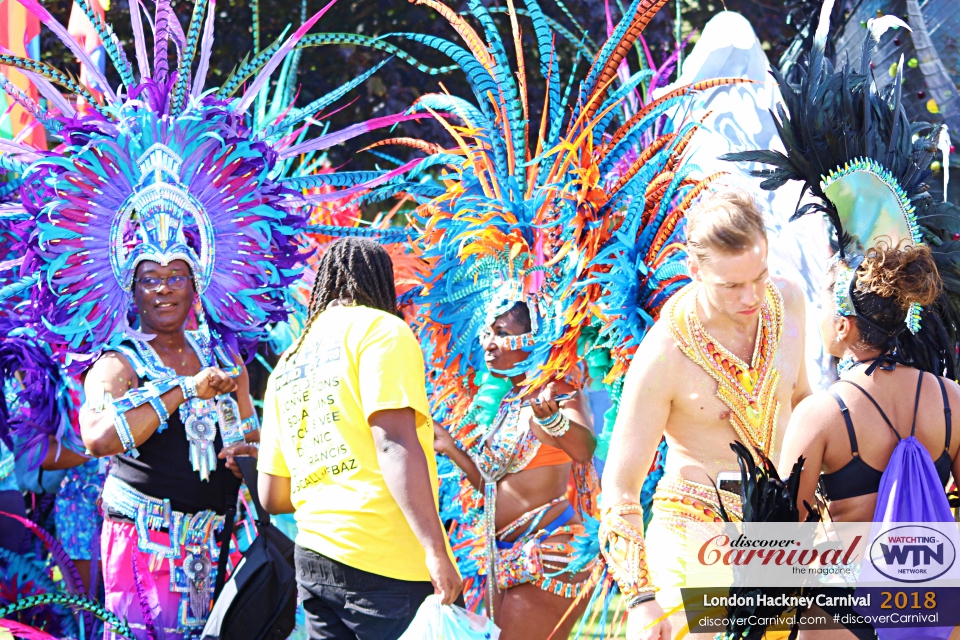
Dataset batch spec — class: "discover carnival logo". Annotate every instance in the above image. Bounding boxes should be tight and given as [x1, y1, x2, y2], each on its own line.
[868, 525, 957, 583]
[697, 533, 861, 569]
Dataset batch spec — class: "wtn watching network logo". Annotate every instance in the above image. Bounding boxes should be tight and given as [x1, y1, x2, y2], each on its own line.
[869, 525, 957, 583]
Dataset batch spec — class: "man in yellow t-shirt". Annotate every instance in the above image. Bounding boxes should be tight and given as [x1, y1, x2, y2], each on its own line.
[258, 238, 461, 640]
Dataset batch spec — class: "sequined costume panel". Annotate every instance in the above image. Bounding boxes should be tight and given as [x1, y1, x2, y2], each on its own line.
[55, 458, 107, 560]
[494, 499, 598, 599]
[101, 518, 234, 640]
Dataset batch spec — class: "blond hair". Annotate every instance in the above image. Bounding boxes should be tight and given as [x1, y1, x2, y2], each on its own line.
[686, 189, 767, 262]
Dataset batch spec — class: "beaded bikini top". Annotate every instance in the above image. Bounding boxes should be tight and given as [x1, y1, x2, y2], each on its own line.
[665, 281, 785, 460]
[474, 394, 541, 482]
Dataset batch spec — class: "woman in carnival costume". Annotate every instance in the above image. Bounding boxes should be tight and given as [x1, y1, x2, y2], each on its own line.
[0, 0, 426, 635]
[320, 0, 748, 636]
[723, 1, 960, 638]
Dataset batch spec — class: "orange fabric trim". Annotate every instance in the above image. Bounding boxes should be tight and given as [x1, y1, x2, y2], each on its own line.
[525, 443, 572, 470]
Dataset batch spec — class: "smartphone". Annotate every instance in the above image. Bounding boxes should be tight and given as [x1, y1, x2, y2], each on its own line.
[717, 471, 742, 496]
[521, 391, 578, 407]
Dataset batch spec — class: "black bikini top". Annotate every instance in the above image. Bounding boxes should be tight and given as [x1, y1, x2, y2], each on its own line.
[819, 371, 952, 502]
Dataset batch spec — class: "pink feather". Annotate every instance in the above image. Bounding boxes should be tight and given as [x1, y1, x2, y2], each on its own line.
[0, 511, 85, 596]
[14, 0, 117, 104]
[279, 112, 435, 158]
[234, 0, 338, 114]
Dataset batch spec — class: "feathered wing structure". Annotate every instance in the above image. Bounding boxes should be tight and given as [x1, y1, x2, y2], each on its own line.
[724, 0, 960, 377]
[299, 0, 745, 616]
[0, 0, 442, 367]
[0, 322, 78, 470]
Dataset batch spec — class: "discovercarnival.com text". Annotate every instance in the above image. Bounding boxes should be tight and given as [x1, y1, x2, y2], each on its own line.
[695, 613, 830, 629]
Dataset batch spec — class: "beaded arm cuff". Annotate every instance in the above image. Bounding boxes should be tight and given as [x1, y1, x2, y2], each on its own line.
[598, 503, 657, 604]
[113, 406, 139, 458]
[92, 376, 192, 456]
[241, 413, 260, 437]
[179, 376, 198, 400]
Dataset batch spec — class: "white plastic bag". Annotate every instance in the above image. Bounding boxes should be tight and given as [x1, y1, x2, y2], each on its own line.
[398, 594, 501, 640]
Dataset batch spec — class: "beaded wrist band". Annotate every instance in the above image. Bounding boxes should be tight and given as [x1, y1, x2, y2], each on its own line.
[147, 395, 169, 424]
[179, 376, 198, 401]
[113, 410, 139, 458]
[241, 413, 260, 437]
[106, 378, 186, 452]
[599, 503, 657, 601]
[144, 386, 170, 431]
[535, 412, 571, 437]
[625, 592, 657, 609]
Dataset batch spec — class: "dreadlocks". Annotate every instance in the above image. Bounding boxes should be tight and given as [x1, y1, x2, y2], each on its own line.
[287, 238, 399, 359]
[308, 237, 398, 317]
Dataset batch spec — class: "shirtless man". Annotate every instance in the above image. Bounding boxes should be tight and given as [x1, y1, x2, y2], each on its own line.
[600, 189, 811, 640]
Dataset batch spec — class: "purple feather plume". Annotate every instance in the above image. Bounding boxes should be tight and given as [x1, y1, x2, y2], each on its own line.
[131, 553, 160, 640]
[130, 0, 151, 80]
[234, 0, 337, 114]
[154, 0, 173, 84]
[0, 320, 77, 470]
[280, 112, 436, 158]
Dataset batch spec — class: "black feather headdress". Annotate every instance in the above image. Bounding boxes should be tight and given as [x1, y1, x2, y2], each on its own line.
[723, 0, 960, 378]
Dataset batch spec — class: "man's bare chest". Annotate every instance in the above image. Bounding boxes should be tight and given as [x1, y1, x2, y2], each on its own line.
[667, 317, 803, 428]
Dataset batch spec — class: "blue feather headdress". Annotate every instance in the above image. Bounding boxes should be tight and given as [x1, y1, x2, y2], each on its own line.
[0, 0, 430, 364]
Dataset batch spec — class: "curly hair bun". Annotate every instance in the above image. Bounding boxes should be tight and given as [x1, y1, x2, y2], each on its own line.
[857, 240, 941, 310]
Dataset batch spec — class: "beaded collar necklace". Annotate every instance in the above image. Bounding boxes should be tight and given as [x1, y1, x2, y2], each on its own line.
[667, 281, 785, 459]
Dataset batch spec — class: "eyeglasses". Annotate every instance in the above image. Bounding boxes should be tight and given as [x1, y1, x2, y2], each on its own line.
[135, 275, 190, 292]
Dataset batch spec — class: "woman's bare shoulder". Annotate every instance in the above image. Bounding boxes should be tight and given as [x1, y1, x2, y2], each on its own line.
[791, 389, 845, 433]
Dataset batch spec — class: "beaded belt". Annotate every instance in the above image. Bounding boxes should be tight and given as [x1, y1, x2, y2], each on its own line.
[101, 474, 223, 560]
[651, 474, 744, 534]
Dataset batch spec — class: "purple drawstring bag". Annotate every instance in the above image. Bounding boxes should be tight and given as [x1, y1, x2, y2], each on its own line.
[854, 436, 960, 640]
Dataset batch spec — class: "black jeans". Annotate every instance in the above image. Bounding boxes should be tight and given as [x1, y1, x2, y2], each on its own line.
[295, 544, 434, 640]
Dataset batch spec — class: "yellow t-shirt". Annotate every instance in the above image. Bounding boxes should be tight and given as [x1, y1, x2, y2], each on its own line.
[257, 304, 447, 581]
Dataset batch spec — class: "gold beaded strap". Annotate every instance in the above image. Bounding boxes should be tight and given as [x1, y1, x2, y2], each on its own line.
[598, 503, 657, 606]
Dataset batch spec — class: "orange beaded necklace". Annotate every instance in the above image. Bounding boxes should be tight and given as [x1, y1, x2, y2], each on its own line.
[666, 281, 785, 459]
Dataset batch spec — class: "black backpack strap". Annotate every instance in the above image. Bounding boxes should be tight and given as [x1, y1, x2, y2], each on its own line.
[236, 455, 270, 528]
[212, 456, 269, 601]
